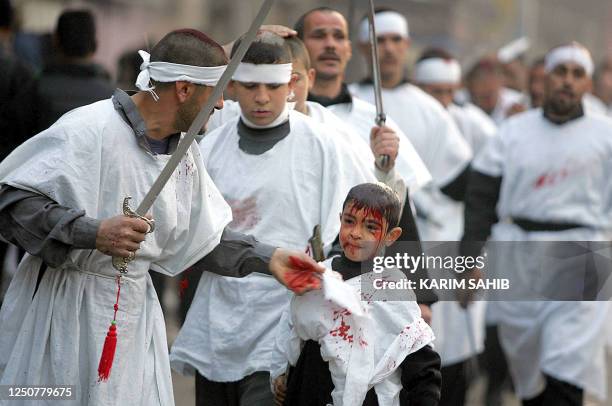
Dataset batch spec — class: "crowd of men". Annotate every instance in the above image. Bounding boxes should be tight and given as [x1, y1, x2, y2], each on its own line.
[1, 1, 612, 406]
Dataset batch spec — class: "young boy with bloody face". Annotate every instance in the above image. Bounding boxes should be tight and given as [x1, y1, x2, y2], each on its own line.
[338, 185, 402, 263]
[272, 183, 441, 406]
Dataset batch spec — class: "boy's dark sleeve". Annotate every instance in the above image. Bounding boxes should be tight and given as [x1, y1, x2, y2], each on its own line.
[399, 345, 442, 406]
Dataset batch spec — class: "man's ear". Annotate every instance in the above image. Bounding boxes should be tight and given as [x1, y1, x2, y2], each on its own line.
[307, 68, 316, 91]
[385, 227, 402, 246]
[175, 81, 195, 103]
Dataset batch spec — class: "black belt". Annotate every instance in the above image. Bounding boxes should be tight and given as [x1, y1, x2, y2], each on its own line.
[511, 217, 586, 232]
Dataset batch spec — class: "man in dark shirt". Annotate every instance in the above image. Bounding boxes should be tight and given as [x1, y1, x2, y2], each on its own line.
[34, 9, 114, 132]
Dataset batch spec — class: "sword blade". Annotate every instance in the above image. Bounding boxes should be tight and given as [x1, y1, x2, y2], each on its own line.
[368, 0, 385, 126]
[367, 0, 389, 169]
[135, 0, 274, 215]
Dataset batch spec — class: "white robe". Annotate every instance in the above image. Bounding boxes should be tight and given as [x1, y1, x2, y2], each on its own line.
[323, 96, 432, 192]
[583, 93, 611, 117]
[456, 87, 526, 126]
[415, 102, 494, 367]
[415, 102, 496, 242]
[205, 99, 241, 134]
[207, 99, 401, 190]
[473, 108, 612, 400]
[273, 258, 435, 406]
[305, 101, 406, 204]
[490, 87, 526, 126]
[305, 100, 375, 171]
[448, 102, 497, 156]
[0, 99, 232, 405]
[349, 82, 471, 187]
[170, 111, 375, 382]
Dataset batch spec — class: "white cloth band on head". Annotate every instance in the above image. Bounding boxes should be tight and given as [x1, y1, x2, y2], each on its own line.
[414, 58, 462, 84]
[545, 45, 594, 76]
[232, 62, 293, 84]
[135, 50, 227, 100]
[358, 11, 409, 43]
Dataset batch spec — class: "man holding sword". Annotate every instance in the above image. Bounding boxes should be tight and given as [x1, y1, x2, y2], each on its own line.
[0, 4, 322, 405]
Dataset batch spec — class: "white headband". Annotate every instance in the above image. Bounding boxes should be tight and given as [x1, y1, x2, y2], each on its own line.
[232, 62, 293, 84]
[497, 36, 531, 63]
[414, 58, 462, 84]
[135, 50, 227, 100]
[358, 11, 409, 43]
[545, 45, 594, 76]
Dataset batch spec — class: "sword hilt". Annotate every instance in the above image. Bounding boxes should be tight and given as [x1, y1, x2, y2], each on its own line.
[375, 113, 391, 171]
[112, 197, 155, 274]
[308, 225, 325, 262]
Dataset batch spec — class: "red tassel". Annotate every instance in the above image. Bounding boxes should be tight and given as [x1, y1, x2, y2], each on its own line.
[97, 276, 122, 382]
[97, 322, 117, 381]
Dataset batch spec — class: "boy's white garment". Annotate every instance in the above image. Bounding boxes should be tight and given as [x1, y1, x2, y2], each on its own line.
[273, 258, 435, 406]
[0, 100, 231, 405]
[207, 100, 377, 175]
[207, 99, 409, 201]
[349, 82, 471, 187]
[473, 108, 612, 400]
[321, 269, 364, 317]
[170, 111, 375, 382]
[322, 95, 432, 192]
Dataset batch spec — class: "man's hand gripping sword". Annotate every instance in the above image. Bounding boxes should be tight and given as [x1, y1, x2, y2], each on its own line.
[367, 0, 391, 171]
[112, 197, 155, 273]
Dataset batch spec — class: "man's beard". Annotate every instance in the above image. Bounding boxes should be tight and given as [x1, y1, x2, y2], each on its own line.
[315, 69, 340, 82]
[380, 69, 400, 84]
[546, 93, 580, 116]
[543, 90, 584, 124]
[174, 97, 201, 133]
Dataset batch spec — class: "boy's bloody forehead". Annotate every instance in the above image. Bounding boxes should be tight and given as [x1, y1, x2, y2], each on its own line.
[345, 200, 384, 223]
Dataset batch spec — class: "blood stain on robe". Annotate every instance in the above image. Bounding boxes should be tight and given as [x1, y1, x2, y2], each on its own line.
[329, 309, 354, 344]
[227, 196, 261, 230]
